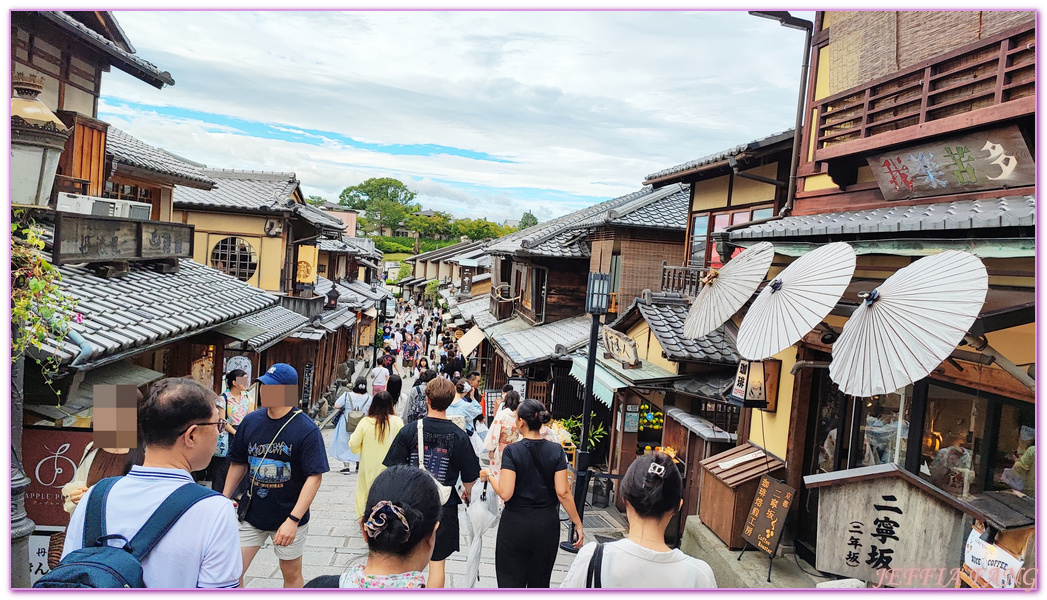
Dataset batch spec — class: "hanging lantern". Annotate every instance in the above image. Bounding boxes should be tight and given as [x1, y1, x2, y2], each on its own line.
[10, 72, 71, 208]
[728, 358, 782, 411]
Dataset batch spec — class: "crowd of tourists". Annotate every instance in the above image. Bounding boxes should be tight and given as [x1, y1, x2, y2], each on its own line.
[40, 296, 716, 590]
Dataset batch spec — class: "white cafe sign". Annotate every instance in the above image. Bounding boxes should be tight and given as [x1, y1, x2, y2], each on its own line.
[602, 327, 641, 368]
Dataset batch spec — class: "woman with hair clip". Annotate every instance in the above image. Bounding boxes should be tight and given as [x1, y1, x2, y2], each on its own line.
[330, 376, 371, 473]
[480, 399, 584, 588]
[559, 452, 717, 588]
[349, 391, 404, 519]
[304, 466, 442, 588]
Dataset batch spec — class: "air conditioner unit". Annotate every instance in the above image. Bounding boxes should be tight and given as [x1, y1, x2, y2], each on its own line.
[54, 193, 152, 221]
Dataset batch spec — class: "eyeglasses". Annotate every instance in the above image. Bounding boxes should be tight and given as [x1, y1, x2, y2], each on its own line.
[179, 419, 227, 435]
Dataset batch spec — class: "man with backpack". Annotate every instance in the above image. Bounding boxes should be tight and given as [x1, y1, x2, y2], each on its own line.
[53, 378, 241, 588]
[404, 369, 437, 424]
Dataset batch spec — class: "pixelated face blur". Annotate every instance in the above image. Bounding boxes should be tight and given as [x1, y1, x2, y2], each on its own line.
[93, 384, 138, 448]
[259, 384, 298, 407]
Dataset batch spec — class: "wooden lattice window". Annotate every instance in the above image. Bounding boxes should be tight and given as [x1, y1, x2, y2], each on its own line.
[210, 237, 258, 282]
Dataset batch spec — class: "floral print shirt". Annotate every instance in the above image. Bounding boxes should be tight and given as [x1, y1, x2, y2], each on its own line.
[339, 565, 426, 588]
[221, 391, 251, 427]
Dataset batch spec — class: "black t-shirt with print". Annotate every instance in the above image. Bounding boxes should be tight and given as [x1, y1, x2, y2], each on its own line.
[383, 417, 480, 506]
[229, 408, 330, 531]
[501, 439, 569, 511]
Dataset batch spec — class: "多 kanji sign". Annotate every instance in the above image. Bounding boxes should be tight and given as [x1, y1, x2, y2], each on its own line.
[866, 125, 1033, 201]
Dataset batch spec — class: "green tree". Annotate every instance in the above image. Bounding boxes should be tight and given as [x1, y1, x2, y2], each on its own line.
[519, 211, 538, 228]
[306, 195, 328, 207]
[405, 210, 453, 238]
[452, 218, 501, 241]
[393, 261, 412, 283]
[338, 177, 417, 211]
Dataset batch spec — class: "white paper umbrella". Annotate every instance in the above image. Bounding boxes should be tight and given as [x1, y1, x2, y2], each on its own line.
[684, 242, 775, 340]
[737, 242, 856, 360]
[829, 251, 988, 397]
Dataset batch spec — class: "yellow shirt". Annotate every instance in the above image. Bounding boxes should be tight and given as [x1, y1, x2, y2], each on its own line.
[349, 415, 404, 518]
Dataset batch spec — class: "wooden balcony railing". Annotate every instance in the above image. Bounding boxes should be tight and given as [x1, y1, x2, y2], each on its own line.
[813, 22, 1034, 162]
[489, 285, 515, 321]
[661, 263, 708, 298]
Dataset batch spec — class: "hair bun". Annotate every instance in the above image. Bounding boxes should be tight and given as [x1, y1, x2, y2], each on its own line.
[539, 410, 552, 424]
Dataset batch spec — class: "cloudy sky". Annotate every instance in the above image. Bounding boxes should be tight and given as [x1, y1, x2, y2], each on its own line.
[98, 9, 814, 223]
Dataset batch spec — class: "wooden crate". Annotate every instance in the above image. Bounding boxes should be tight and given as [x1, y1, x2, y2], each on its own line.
[698, 443, 785, 550]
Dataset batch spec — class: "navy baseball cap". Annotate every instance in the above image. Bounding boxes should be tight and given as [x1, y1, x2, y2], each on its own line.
[257, 363, 298, 386]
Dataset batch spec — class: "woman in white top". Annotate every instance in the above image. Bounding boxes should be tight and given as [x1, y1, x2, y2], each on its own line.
[331, 377, 372, 473]
[559, 452, 717, 589]
[371, 362, 391, 395]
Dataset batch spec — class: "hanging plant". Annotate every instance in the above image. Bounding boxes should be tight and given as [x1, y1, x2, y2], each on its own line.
[11, 209, 79, 389]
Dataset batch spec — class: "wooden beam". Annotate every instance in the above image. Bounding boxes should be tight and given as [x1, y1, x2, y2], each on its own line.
[931, 360, 1035, 404]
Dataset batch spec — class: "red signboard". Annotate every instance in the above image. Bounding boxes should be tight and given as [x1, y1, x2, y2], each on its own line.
[23, 427, 94, 528]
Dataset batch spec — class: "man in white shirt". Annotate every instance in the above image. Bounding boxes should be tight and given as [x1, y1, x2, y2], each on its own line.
[63, 378, 241, 588]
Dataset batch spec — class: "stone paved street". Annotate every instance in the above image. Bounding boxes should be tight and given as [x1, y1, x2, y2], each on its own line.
[242, 423, 625, 588]
[240, 354, 626, 588]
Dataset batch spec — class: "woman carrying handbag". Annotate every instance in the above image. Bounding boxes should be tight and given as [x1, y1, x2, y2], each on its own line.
[349, 391, 404, 519]
[330, 377, 371, 472]
[480, 399, 584, 588]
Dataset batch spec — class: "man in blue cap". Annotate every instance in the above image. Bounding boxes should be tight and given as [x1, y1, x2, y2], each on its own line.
[224, 363, 329, 587]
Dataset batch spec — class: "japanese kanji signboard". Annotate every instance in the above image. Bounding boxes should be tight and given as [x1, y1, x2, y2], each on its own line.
[52, 212, 195, 265]
[866, 125, 1033, 201]
[809, 466, 968, 588]
[742, 476, 795, 557]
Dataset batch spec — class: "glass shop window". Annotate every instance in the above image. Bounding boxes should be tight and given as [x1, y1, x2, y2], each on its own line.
[858, 387, 912, 467]
[918, 385, 988, 497]
[993, 403, 1035, 496]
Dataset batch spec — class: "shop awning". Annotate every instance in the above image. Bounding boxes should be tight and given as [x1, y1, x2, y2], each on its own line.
[593, 353, 688, 386]
[26, 360, 164, 426]
[664, 406, 735, 443]
[213, 322, 269, 341]
[569, 355, 630, 408]
[457, 326, 486, 356]
[364, 307, 378, 318]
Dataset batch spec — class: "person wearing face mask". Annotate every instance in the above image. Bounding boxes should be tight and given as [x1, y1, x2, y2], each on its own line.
[58, 378, 241, 588]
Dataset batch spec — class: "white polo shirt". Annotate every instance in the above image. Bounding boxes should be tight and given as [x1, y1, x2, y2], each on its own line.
[63, 466, 241, 588]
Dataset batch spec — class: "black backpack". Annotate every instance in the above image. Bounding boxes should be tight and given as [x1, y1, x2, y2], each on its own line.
[35, 477, 218, 588]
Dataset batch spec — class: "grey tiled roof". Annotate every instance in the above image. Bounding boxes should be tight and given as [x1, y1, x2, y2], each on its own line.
[317, 237, 358, 254]
[409, 240, 486, 263]
[295, 202, 346, 232]
[664, 406, 734, 442]
[645, 129, 793, 182]
[40, 12, 174, 88]
[456, 296, 491, 324]
[228, 305, 309, 352]
[730, 196, 1036, 240]
[492, 315, 591, 367]
[471, 273, 491, 284]
[484, 187, 652, 257]
[344, 237, 378, 256]
[472, 309, 498, 329]
[106, 128, 214, 189]
[40, 257, 277, 368]
[290, 306, 353, 340]
[637, 300, 739, 365]
[174, 169, 299, 212]
[570, 183, 688, 231]
[314, 276, 370, 309]
[343, 278, 394, 302]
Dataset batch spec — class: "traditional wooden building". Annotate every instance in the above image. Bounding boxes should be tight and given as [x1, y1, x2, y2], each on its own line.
[674, 11, 1036, 586]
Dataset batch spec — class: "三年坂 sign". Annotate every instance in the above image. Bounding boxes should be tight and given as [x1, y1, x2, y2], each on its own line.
[866, 125, 1033, 202]
[52, 212, 194, 265]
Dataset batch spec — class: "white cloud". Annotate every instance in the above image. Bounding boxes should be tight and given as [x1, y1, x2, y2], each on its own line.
[94, 10, 812, 223]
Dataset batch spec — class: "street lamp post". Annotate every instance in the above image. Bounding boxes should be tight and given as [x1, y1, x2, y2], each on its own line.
[10, 72, 72, 587]
[561, 272, 611, 553]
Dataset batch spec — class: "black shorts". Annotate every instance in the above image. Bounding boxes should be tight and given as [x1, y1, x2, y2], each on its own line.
[431, 502, 460, 562]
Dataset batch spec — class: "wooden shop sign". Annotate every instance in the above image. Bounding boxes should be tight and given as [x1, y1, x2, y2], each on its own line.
[602, 326, 641, 368]
[866, 125, 1034, 202]
[52, 212, 194, 265]
[742, 476, 795, 557]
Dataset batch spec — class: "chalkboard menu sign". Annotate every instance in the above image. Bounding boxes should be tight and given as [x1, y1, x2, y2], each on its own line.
[742, 476, 795, 557]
